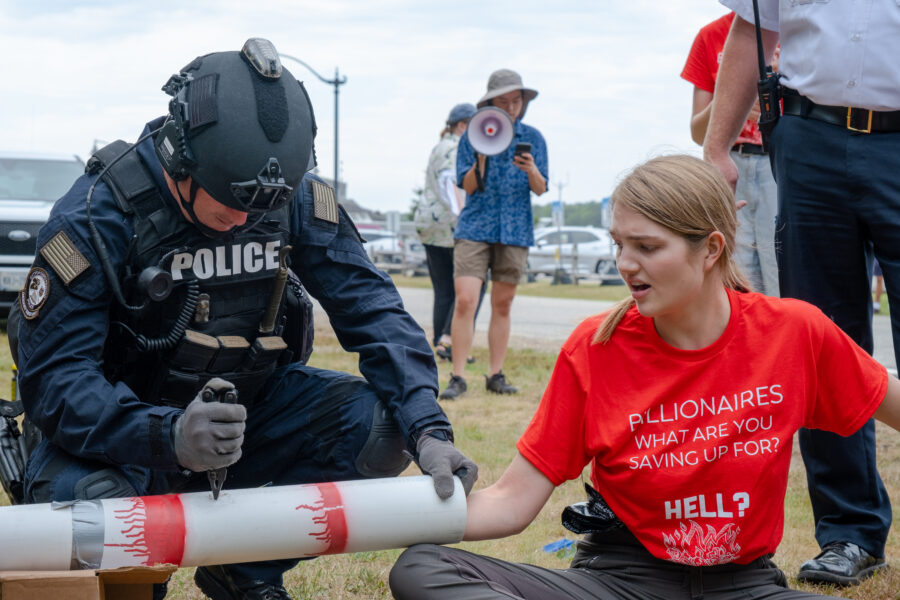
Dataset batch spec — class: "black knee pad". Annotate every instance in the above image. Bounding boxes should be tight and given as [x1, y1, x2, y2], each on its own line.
[354, 401, 411, 478]
[73, 468, 137, 500]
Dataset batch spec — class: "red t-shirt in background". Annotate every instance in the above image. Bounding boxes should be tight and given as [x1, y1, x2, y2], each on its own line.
[518, 290, 886, 566]
[681, 12, 762, 146]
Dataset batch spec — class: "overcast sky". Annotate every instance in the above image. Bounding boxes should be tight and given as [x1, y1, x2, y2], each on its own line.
[1, 0, 730, 213]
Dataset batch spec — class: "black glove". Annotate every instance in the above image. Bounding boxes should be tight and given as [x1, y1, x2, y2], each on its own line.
[172, 378, 247, 472]
[416, 434, 478, 500]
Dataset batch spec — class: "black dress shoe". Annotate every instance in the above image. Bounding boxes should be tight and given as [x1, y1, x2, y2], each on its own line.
[195, 565, 292, 600]
[797, 541, 887, 586]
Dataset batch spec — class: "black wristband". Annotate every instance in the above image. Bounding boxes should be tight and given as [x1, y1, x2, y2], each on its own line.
[474, 156, 485, 193]
[413, 426, 454, 447]
[424, 428, 453, 442]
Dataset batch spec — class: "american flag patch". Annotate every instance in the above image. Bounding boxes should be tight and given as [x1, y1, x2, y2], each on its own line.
[312, 180, 339, 224]
[40, 231, 90, 285]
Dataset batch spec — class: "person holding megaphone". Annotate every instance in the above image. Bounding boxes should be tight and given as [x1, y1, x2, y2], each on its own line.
[439, 69, 548, 400]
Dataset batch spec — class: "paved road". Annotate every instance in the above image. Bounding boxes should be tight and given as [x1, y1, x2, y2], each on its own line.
[315, 286, 897, 374]
[312, 287, 609, 354]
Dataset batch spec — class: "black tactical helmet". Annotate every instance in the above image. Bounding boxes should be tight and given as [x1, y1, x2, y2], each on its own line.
[154, 38, 316, 213]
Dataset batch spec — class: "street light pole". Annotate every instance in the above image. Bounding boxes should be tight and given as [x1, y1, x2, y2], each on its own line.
[332, 67, 341, 200]
[279, 53, 347, 200]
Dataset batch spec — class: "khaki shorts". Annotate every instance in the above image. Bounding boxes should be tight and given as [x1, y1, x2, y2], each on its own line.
[454, 239, 529, 284]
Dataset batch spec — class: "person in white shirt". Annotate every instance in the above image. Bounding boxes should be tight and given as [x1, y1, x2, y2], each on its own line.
[414, 104, 484, 361]
[703, 0, 900, 586]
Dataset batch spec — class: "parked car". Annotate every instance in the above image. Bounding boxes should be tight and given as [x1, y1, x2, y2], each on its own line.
[362, 231, 428, 277]
[1, 152, 85, 318]
[359, 228, 398, 249]
[527, 226, 622, 284]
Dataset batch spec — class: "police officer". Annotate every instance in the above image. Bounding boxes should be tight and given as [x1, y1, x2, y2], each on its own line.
[13, 39, 477, 600]
[704, 0, 897, 586]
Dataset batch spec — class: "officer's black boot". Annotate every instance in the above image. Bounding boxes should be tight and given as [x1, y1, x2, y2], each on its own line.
[195, 565, 292, 600]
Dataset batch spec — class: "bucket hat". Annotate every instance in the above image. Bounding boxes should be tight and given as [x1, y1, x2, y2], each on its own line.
[447, 103, 477, 125]
[476, 69, 538, 120]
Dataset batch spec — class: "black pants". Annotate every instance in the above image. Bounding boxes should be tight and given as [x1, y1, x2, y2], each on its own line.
[770, 114, 893, 555]
[390, 536, 831, 600]
[424, 244, 486, 345]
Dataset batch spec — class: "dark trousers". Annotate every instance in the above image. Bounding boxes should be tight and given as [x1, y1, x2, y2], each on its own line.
[390, 539, 829, 600]
[770, 114, 895, 556]
[424, 244, 486, 346]
[24, 364, 409, 587]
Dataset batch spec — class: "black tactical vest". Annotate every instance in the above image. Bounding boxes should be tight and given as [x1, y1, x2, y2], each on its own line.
[92, 142, 312, 408]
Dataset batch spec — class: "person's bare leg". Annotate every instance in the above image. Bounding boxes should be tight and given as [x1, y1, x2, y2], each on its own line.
[450, 276, 484, 377]
[487, 281, 517, 375]
[874, 276, 885, 311]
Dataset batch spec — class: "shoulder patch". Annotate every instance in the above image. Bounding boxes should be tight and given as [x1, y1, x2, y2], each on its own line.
[19, 267, 50, 320]
[40, 231, 90, 285]
[311, 180, 339, 224]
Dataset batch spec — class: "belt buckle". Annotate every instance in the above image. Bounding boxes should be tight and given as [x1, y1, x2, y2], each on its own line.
[847, 107, 873, 133]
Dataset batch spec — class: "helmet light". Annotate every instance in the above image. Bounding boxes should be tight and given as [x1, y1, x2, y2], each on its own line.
[241, 38, 282, 79]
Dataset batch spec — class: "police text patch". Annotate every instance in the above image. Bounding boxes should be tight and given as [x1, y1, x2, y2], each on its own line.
[19, 267, 50, 320]
[40, 231, 90, 285]
[169, 239, 283, 282]
[312, 180, 339, 224]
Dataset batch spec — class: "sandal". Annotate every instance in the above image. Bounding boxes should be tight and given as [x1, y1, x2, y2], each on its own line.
[434, 343, 476, 364]
[435, 343, 452, 361]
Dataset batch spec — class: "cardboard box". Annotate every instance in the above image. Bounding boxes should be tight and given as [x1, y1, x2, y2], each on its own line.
[0, 565, 177, 600]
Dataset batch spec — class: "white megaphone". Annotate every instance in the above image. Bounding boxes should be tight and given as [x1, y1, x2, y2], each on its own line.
[467, 107, 515, 156]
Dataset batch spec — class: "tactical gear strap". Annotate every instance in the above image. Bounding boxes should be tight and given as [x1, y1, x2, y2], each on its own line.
[90, 140, 158, 216]
[179, 178, 228, 239]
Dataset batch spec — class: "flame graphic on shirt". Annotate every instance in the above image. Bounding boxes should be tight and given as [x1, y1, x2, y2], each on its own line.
[662, 520, 741, 565]
[295, 482, 348, 555]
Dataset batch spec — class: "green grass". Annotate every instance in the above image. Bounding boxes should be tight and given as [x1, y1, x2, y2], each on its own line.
[0, 317, 897, 599]
[391, 274, 632, 302]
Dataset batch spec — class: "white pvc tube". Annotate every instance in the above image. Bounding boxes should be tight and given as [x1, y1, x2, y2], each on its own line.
[0, 475, 466, 571]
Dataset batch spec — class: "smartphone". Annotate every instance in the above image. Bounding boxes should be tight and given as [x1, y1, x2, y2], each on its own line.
[514, 142, 532, 157]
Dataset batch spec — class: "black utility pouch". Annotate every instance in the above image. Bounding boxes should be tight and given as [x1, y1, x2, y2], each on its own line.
[561, 483, 626, 535]
[279, 271, 314, 366]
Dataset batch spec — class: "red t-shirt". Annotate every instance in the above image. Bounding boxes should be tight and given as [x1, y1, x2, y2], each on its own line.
[518, 290, 887, 566]
[681, 12, 761, 146]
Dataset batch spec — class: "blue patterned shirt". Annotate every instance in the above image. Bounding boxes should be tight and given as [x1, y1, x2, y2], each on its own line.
[454, 120, 548, 247]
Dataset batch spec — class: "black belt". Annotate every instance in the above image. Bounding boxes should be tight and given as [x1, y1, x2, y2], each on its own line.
[731, 143, 767, 155]
[782, 91, 900, 134]
[575, 532, 775, 573]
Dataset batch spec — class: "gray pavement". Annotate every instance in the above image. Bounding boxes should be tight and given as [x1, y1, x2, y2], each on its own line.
[873, 313, 896, 375]
[315, 286, 896, 374]
[312, 286, 610, 354]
